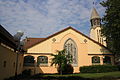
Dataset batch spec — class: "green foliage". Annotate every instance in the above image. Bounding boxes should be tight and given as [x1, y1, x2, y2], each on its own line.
[51, 49, 73, 75]
[51, 50, 66, 66]
[100, 0, 120, 55]
[57, 64, 74, 74]
[80, 65, 119, 73]
[103, 56, 111, 64]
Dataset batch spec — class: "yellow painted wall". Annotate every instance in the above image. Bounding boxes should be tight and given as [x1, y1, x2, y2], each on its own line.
[26, 28, 113, 74]
[17, 53, 24, 75]
[90, 27, 106, 46]
[90, 27, 101, 42]
[0, 44, 23, 80]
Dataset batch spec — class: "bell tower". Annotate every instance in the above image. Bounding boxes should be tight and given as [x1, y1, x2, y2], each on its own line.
[90, 7, 106, 46]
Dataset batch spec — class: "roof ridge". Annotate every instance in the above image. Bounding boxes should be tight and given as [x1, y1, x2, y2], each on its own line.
[26, 26, 111, 52]
[27, 37, 46, 39]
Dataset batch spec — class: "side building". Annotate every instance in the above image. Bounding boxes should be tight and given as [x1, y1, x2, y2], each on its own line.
[0, 25, 24, 80]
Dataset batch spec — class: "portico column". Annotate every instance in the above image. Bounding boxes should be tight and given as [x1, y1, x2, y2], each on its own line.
[111, 56, 114, 65]
[100, 56, 103, 65]
[34, 56, 38, 74]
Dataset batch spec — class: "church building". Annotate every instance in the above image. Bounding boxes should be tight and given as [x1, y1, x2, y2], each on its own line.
[23, 8, 114, 74]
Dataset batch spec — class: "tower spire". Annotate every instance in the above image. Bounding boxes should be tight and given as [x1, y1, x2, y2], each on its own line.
[90, 7, 101, 28]
[90, 7, 100, 20]
[90, 7, 106, 46]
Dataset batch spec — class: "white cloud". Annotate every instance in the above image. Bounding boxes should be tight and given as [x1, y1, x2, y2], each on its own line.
[0, 0, 105, 38]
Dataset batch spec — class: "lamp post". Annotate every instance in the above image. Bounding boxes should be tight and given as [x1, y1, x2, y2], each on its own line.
[14, 30, 24, 76]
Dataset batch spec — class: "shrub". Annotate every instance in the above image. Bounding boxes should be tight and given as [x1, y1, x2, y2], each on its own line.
[117, 65, 120, 71]
[80, 65, 119, 73]
[57, 64, 74, 74]
[22, 69, 31, 76]
[5, 73, 28, 80]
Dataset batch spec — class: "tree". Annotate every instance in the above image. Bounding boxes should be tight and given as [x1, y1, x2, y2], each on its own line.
[100, 0, 120, 64]
[51, 49, 73, 75]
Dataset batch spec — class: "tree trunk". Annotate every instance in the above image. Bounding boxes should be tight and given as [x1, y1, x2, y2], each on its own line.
[59, 64, 62, 75]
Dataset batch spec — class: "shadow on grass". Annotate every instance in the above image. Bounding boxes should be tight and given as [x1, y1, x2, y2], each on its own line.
[29, 73, 93, 80]
[5, 73, 120, 80]
[5, 73, 93, 80]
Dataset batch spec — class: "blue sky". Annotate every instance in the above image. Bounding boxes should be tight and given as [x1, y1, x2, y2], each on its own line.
[0, 0, 105, 38]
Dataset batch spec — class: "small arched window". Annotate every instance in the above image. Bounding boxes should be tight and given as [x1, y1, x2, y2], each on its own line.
[24, 56, 35, 66]
[92, 56, 100, 64]
[97, 19, 100, 25]
[64, 38, 77, 65]
[93, 19, 96, 25]
[103, 56, 111, 64]
[37, 56, 48, 66]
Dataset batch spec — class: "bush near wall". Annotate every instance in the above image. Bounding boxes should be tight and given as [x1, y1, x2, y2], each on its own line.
[57, 64, 74, 74]
[80, 65, 119, 73]
[118, 65, 120, 71]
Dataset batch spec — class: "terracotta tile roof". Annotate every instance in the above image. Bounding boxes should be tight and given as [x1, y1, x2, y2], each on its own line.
[23, 38, 46, 50]
[24, 26, 111, 52]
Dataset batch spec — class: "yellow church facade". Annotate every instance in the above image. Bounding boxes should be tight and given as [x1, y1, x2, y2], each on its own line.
[24, 27, 114, 74]
[23, 8, 114, 74]
[0, 7, 115, 80]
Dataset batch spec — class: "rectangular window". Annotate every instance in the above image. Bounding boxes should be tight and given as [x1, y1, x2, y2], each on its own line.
[3, 61, 6, 68]
[13, 62, 15, 67]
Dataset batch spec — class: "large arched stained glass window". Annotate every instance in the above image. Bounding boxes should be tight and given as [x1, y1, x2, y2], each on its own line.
[64, 38, 77, 65]
[37, 56, 48, 66]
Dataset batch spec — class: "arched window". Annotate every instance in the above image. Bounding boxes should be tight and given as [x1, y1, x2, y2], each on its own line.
[103, 56, 111, 64]
[97, 19, 100, 25]
[92, 56, 100, 64]
[64, 38, 77, 65]
[93, 19, 96, 25]
[24, 56, 35, 66]
[37, 56, 48, 66]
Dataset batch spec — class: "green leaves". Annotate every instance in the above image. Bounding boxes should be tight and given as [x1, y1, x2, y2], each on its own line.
[80, 65, 119, 73]
[51, 50, 66, 66]
[101, 0, 120, 56]
[51, 49, 73, 66]
[51, 49, 73, 74]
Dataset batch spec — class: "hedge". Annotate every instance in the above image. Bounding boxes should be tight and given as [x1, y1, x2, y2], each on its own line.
[80, 65, 119, 73]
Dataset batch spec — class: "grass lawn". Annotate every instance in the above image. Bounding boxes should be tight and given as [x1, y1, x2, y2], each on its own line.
[42, 71, 120, 78]
[9, 71, 120, 80]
